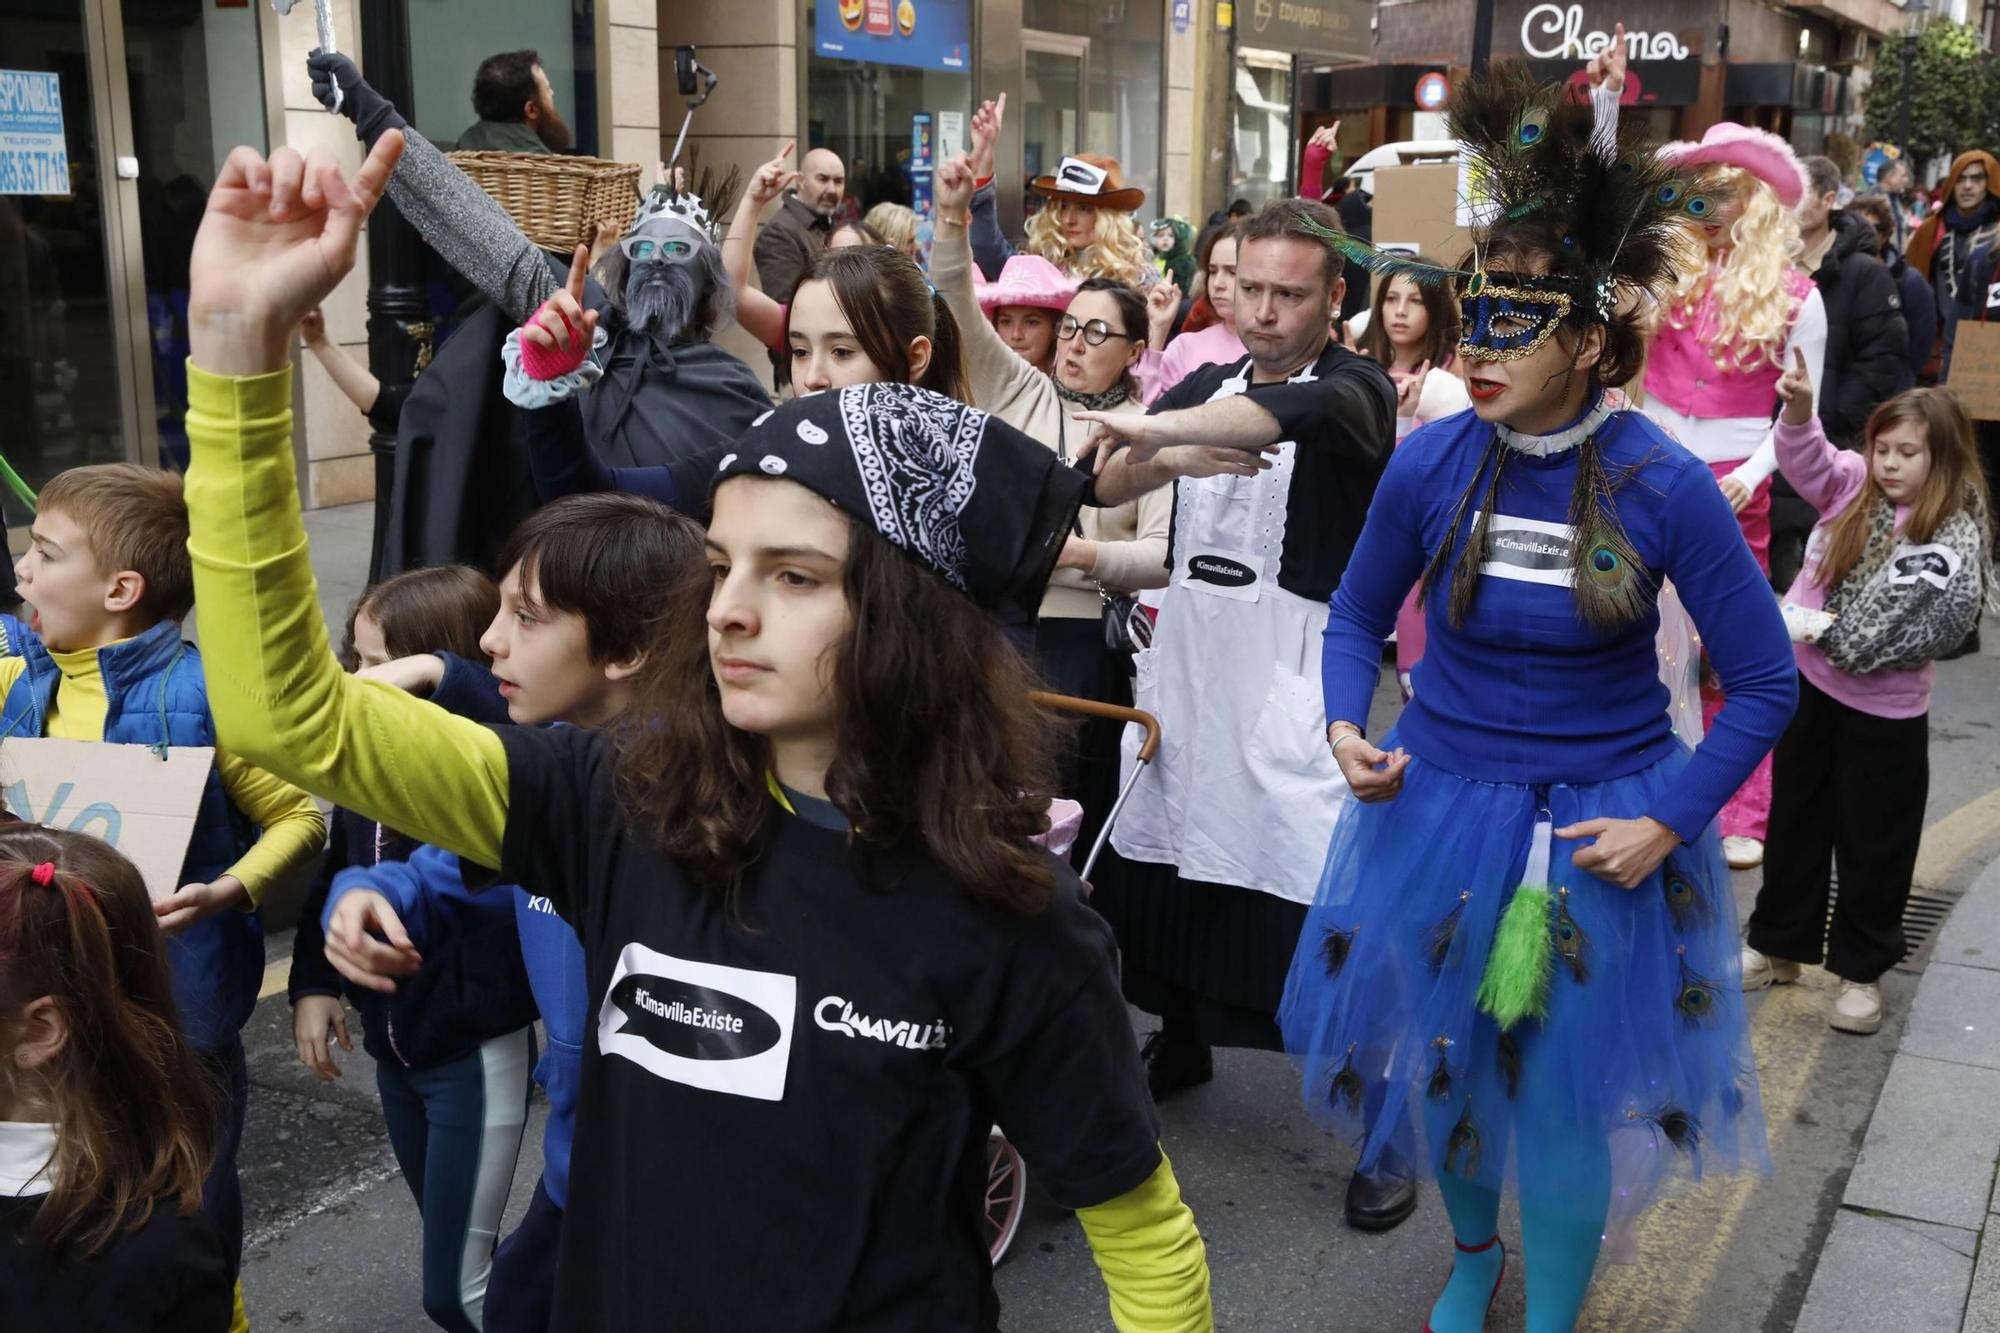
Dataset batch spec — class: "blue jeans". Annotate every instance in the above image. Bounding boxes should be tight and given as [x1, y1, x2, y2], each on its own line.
[377, 1027, 535, 1333]
[484, 1174, 563, 1333]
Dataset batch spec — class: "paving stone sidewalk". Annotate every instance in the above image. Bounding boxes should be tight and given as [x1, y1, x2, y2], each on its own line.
[1796, 856, 2000, 1333]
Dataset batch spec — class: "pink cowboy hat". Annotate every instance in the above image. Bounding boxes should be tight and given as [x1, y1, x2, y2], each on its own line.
[1658, 124, 1811, 209]
[974, 254, 1079, 315]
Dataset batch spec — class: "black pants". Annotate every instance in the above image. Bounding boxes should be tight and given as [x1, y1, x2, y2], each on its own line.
[1749, 674, 1929, 983]
[484, 1174, 562, 1333]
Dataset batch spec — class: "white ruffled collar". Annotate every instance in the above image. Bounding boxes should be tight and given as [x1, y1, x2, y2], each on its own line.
[1493, 392, 1617, 458]
[0, 1121, 57, 1197]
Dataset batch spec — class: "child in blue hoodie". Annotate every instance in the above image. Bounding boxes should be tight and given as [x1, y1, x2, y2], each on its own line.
[320, 493, 699, 1333]
[3, 464, 327, 1333]
[289, 566, 539, 1333]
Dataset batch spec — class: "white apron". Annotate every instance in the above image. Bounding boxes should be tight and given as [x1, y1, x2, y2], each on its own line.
[1111, 358, 1351, 904]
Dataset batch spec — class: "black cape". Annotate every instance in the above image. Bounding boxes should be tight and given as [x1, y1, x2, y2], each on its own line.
[381, 256, 771, 578]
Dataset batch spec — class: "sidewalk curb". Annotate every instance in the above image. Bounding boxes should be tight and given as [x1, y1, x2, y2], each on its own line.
[1794, 855, 2000, 1333]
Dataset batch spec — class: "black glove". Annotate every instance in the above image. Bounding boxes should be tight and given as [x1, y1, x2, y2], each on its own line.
[307, 49, 407, 148]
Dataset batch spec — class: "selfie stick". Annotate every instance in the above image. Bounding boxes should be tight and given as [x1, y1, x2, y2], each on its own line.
[272, 0, 342, 112]
[666, 49, 719, 173]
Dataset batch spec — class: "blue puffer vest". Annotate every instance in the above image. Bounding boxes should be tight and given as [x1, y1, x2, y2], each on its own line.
[1, 617, 260, 1049]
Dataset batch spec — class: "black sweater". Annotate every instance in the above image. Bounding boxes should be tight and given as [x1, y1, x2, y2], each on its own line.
[0, 1194, 231, 1332]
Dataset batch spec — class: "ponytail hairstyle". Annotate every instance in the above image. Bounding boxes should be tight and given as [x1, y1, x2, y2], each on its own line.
[1816, 388, 1995, 591]
[0, 825, 213, 1257]
[796, 245, 971, 403]
[340, 564, 500, 671]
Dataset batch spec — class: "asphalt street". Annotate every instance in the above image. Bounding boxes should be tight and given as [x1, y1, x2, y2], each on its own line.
[228, 507, 2000, 1331]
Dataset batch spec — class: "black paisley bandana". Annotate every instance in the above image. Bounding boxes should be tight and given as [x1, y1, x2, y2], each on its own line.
[711, 384, 1089, 615]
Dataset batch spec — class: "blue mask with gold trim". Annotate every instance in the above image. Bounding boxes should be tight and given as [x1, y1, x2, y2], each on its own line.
[1457, 272, 1577, 362]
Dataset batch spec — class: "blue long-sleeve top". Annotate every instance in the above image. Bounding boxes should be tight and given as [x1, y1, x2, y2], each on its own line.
[968, 182, 1014, 281]
[323, 650, 591, 1207]
[1320, 405, 1798, 839]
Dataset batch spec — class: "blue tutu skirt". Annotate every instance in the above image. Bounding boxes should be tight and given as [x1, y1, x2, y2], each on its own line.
[1279, 736, 1770, 1241]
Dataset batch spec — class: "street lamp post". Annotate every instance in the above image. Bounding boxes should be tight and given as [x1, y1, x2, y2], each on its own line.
[358, 0, 426, 583]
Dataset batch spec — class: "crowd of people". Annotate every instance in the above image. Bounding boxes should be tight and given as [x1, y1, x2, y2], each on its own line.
[0, 34, 1996, 1333]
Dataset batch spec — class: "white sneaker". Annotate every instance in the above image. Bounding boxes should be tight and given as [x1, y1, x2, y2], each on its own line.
[1741, 946, 1802, 991]
[1723, 836, 1765, 869]
[1831, 981, 1884, 1035]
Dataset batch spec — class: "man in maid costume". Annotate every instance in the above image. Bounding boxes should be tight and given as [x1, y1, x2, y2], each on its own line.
[1072, 197, 1413, 1228]
[1271, 69, 1796, 1330]
[303, 50, 768, 575]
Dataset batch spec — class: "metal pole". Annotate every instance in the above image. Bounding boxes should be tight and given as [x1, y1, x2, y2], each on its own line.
[359, 0, 426, 583]
[1470, 0, 1496, 76]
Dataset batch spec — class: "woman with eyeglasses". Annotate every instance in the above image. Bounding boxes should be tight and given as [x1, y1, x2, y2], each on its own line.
[932, 151, 1171, 834]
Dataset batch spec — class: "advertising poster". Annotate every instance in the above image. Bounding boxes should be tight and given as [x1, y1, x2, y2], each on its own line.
[816, 0, 971, 72]
[0, 69, 70, 196]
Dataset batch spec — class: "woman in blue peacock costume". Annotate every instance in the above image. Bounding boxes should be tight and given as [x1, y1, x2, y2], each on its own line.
[1278, 69, 1799, 1332]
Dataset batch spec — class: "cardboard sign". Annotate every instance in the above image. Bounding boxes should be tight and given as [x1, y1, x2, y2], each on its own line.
[1947, 321, 2000, 423]
[0, 738, 216, 900]
[1371, 163, 1471, 270]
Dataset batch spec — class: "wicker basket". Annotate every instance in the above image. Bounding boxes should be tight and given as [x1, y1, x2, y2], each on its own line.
[447, 151, 642, 253]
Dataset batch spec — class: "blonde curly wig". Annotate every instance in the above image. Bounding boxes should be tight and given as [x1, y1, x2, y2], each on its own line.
[1024, 203, 1154, 286]
[1663, 167, 1806, 373]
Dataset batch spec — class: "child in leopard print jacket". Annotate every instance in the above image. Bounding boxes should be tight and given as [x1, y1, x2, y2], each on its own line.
[1744, 362, 1994, 1036]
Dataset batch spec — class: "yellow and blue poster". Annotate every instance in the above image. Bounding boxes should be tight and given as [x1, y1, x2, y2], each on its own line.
[815, 0, 971, 72]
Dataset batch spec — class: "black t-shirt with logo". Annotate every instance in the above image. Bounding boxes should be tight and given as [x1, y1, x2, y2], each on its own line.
[489, 725, 1162, 1331]
[1153, 342, 1397, 604]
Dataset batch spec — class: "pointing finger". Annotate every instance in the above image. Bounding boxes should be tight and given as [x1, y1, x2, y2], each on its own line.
[567, 244, 590, 302]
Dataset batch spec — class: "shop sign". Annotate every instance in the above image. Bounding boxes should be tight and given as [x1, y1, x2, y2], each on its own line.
[816, 0, 971, 73]
[1243, 0, 1370, 56]
[0, 69, 69, 196]
[1518, 5, 1691, 61]
[1173, 0, 1193, 34]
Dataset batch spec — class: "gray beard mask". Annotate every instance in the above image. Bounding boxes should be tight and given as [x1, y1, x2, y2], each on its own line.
[624, 259, 704, 339]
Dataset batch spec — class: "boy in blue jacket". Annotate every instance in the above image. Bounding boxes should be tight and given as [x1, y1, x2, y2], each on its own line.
[3, 463, 326, 1330]
[321, 493, 701, 1333]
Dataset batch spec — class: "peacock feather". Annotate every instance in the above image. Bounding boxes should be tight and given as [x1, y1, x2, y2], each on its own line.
[1320, 924, 1356, 978]
[1676, 946, 1723, 1028]
[1565, 439, 1658, 631]
[1427, 1035, 1456, 1101]
[1424, 892, 1472, 976]
[1292, 213, 1479, 290]
[1496, 1030, 1523, 1099]
[1329, 1042, 1364, 1115]
[1664, 865, 1707, 931]
[1444, 1102, 1483, 1177]
[1553, 886, 1590, 984]
[1629, 1103, 1704, 1157]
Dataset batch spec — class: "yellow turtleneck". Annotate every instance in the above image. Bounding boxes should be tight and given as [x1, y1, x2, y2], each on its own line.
[0, 636, 324, 904]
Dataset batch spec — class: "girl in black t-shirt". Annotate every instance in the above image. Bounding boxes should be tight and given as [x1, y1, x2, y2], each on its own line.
[0, 824, 232, 1333]
[181, 133, 1213, 1331]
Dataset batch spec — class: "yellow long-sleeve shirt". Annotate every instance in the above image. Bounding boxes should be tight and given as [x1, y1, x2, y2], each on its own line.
[182, 362, 1210, 1332]
[0, 640, 324, 903]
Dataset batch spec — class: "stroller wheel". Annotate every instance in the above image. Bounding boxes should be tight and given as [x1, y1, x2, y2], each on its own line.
[986, 1128, 1027, 1264]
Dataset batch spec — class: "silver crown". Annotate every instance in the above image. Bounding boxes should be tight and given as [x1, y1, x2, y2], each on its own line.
[633, 189, 717, 244]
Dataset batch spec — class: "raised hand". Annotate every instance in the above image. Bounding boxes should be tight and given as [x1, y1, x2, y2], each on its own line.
[1585, 23, 1627, 94]
[1146, 279, 1182, 348]
[299, 305, 327, 348]
[521, 244, 599, 365]
[306, 49, 365, 121]
[188, 132, 405, 378]
[1775, 347, 1814, 426]
[1308, 122, 1342, 154]
[934, 153, 976, 214]
[1392, 360, 1431, 416]
[969, 93, 1006, 182]
[749, 140, 802, 207]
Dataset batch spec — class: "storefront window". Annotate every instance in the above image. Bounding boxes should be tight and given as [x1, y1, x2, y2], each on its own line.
[126, 0, 271, 469]
[407, 0, 600, 155]
[805, 48, 974, 214]
[1022, 0, 1164, 205]
[1230, 48, 1294, 208]
[1, 4, 124, 509]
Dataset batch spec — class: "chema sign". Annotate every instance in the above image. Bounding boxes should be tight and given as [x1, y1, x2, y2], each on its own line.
[1518, 4, 1692, 60]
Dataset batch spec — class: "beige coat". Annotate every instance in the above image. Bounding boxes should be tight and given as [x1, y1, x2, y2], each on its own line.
[933, 231, 1172, 621]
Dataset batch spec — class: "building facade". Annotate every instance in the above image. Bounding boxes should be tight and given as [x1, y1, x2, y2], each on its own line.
[1317, 0, 1906, 148]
